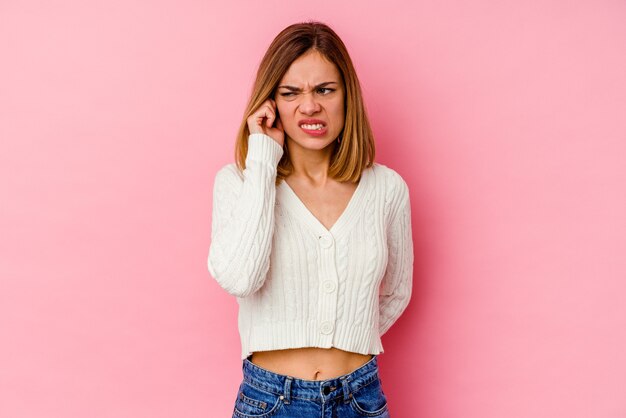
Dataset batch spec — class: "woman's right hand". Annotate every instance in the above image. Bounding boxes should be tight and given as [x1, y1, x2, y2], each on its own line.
[247, 98, 285, 147]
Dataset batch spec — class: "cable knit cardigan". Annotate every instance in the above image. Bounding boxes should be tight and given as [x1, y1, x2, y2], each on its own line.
[208, 133, 414, 360]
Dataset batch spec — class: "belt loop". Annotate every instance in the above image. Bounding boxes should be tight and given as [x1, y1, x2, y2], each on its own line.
[340, 375, 352, 404]
[283, 376, 293, 404]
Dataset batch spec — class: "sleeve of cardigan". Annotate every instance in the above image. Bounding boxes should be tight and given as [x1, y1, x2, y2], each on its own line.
[207, 133, 283, 298]
[379, 175, 414, 336]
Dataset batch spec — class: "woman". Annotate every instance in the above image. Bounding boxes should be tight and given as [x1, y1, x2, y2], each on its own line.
[208, 21, 414, 418]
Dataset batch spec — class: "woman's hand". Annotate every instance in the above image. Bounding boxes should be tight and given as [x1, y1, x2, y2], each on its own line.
[247, 98, 285, 147]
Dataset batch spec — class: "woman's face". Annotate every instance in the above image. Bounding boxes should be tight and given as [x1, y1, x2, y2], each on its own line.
[275, 50, 345, 151]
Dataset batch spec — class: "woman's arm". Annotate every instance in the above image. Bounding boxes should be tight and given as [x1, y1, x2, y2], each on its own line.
[379, 175, 414, 336]
[207, 133, 283, 297]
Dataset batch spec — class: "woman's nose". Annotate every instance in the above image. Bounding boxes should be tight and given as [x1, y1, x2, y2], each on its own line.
[298, 92, 321, 114]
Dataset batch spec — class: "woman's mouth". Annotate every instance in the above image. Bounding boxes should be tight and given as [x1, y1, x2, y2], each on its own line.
[299, 123, 328, 136]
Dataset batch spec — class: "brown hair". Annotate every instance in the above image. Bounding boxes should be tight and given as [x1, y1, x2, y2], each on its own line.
[234, 21, 376, 185]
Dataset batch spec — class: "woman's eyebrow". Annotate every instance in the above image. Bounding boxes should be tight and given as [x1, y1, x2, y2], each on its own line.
[277, 81, 338, 91]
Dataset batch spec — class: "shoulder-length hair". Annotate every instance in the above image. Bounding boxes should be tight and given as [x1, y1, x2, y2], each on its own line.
[234, 21, 376, 185]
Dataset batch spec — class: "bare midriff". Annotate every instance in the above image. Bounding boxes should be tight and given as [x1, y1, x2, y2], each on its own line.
[249, 347, 374, 381]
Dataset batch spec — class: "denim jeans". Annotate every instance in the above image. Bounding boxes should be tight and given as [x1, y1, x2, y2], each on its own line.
[231, 354, 390, 418]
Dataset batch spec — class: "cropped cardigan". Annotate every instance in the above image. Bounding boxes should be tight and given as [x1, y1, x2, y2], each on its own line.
[208, 133, 414, 360]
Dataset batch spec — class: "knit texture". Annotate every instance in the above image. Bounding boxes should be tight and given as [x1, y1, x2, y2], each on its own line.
[208, 133, 414, 360]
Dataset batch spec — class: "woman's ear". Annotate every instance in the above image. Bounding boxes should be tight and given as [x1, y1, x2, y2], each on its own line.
[273, 109, 280, 128]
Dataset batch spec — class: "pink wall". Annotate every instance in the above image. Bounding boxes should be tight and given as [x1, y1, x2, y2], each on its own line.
[1, 1, 625, 417]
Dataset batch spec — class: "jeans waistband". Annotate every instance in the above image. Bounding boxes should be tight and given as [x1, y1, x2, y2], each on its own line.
[241, 354, 380, 404]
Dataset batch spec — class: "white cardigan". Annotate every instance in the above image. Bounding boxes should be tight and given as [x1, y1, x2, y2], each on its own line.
[208, 133, 414, 360]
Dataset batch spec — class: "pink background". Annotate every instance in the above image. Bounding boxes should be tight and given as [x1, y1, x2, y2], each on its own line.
[2, 1, 625, 417]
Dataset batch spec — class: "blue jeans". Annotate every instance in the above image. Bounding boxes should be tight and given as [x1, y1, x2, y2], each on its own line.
[232, 354, 390, 418]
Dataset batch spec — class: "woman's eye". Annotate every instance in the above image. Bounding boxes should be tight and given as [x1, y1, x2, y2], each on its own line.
[279, 88, 334, 97]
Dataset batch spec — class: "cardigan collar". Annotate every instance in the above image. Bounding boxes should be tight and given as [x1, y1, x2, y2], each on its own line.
[277, 165, 373, 239]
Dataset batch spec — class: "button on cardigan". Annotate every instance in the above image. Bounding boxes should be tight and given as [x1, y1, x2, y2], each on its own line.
[208, 133, 414, 360]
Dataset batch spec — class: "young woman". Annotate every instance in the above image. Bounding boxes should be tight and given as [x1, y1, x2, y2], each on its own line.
[208, 21, 414, 418]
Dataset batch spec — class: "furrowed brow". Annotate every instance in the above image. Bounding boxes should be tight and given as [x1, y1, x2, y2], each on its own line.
[277, 81, 338, 91]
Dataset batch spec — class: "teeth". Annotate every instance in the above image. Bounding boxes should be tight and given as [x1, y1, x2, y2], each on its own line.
[301, 123, 324, 130]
